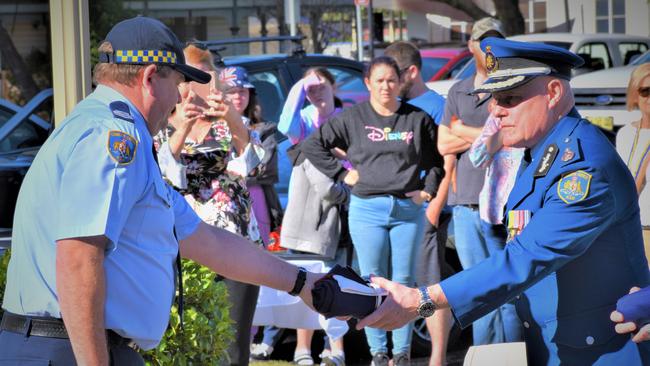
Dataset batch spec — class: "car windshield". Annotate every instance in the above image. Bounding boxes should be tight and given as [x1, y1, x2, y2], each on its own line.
[455, 58, 476, 80]
[421, 57, 450, 81]
[632, 50, 650, 65]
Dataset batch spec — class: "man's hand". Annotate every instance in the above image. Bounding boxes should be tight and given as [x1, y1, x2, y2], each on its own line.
[610, 287, 650, 343]
[344, 169, 359, 186]
[355, 276, 420, 330]
[405, 190, 430, 206]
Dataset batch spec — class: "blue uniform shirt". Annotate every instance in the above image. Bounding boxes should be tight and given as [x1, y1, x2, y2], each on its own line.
[406, 89, 445, 125]
[2, 85, 201, 350]
[441, 110, 650, 365]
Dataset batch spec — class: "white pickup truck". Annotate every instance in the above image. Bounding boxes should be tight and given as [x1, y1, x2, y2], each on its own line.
[571, 50, 650, 133]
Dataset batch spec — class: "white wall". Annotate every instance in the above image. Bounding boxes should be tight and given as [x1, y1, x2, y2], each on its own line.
[626, 0, 650, 36]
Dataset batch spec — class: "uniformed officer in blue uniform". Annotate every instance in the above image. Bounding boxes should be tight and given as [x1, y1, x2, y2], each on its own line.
[0, 16, 317, 365]
[356, 38, 650, 365]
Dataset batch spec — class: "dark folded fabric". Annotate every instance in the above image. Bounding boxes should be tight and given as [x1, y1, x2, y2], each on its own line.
[616, 285, 650, 327]
[312, 265, 386, 319]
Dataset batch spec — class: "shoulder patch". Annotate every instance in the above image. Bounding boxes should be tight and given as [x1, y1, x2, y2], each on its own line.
[109, 101, 134, 123]
[533, 143, 559, 177]
[107, 131, 137, 165]
[557, 170, 592, 204]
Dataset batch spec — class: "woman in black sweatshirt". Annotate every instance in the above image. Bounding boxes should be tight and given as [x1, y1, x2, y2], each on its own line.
[301, 56, 444, 365]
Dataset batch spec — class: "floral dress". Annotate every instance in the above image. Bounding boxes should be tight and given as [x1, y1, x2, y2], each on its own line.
[155, 117, 265, 243]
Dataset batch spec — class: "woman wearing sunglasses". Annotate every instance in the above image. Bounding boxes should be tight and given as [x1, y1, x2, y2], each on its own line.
[616, 63, 650, 257]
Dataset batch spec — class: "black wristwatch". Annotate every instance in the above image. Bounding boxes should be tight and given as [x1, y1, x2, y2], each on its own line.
[288, 267, 307, 296]
[416, 286, 436, 318]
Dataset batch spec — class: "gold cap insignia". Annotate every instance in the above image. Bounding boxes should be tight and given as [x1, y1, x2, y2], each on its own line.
[485, 46, 498, 74]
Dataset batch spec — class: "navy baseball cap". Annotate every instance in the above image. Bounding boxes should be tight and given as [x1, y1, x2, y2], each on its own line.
[473, 37, 584, 94]
[98, 16, 211, 84]
[219, 66, 255, 89]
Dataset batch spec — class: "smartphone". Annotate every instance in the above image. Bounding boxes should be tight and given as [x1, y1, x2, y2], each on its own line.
[188, 71, 217, 108]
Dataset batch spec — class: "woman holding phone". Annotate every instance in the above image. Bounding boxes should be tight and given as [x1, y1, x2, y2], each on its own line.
[155, 44, 265, 365]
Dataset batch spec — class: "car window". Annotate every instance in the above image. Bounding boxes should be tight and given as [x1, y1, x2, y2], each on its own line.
[445, 56, 472, 80]
[576, 42, 612, 70]
[308, 66, 367, 108]
[455, 58, 476, 80]
[420, 57, 449, 81]
[248, 70, 284, 123]
[619, 43, 649, 65]
[632, 50, 650, 65]
[0, 105, 46, 153]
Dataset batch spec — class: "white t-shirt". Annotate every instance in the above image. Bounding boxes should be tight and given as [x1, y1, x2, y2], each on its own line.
[616, 123, 650, 226]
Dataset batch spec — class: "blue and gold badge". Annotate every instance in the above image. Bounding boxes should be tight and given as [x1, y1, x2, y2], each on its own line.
[485, 46, 498, 74]
[107, 131, 137, 165]
[557, 170, 591, 204]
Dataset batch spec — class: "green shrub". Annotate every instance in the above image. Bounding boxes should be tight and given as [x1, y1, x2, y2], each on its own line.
[141, 259, 234, 365]
[0, 250, 9, 318]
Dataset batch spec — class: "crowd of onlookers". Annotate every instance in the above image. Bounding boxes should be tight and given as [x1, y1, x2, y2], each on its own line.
[154, 16, 650, 366]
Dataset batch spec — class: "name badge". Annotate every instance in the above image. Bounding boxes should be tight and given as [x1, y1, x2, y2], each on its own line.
[507, 210, 531, 242]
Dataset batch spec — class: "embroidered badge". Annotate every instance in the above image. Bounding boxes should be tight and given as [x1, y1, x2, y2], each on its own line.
[485, 46, 498, 74]
[561, 147, 575, 162]
[107, 131, 137, 165]
[533, 143, 559, 178]
[557, 170, 592, 204]
[109, 101, 134, 123]
[506, 210, 531, 242]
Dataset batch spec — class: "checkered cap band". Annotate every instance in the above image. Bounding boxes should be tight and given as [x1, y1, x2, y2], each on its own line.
[114, 49, 178, 64]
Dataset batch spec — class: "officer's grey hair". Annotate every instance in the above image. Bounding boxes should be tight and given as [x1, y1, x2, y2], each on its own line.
[93, 42, 173, 86]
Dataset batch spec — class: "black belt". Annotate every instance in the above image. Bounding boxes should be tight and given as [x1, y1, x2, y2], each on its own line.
[0, 312, 138, 349]
[458, 204, 479, 210]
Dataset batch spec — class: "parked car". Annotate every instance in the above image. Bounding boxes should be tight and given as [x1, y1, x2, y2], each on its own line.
[420, 48, 472, 82]
[509, 33, 650, 75]
[0, 88, 54, 248]
[426, 32, 650, 135]
[571, 50, 650, 135]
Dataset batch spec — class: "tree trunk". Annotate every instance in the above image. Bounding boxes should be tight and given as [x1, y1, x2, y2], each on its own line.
[0, 20, 39, 101]
[308, 10, 323, 53]
[493, 0, 525, 35]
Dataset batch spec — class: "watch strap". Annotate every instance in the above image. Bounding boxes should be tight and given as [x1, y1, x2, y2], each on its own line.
[289, 267, 307, 296]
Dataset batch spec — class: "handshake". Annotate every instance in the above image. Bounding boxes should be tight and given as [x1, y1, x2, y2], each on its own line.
[311, 265, 387, 319]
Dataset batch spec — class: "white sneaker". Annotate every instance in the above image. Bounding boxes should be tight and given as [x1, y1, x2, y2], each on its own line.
[250, 343, 274, 361]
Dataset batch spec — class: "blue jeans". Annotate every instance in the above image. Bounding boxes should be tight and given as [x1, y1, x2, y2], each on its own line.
[453, 205, 523, 345]
[481, 220, 524, 343]
[349, 195, 424, 355]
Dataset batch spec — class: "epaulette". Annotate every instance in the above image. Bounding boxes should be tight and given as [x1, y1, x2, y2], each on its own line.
[109, 101, 134, 123]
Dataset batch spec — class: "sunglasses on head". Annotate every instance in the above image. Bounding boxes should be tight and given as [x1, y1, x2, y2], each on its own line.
[639, 86, 650, 98]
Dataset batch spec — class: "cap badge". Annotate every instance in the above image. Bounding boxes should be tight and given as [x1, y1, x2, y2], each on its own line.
[485, 46, 498, 74]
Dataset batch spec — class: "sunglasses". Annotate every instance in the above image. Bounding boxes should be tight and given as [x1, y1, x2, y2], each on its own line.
[639, 86, 650, 98]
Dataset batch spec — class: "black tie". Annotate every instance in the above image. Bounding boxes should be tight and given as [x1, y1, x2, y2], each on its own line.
[151, 144, 185, 330]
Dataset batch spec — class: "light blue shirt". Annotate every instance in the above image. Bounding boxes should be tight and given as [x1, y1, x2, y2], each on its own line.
[406, 89, 445, 125]
[2, 85, 201, 350]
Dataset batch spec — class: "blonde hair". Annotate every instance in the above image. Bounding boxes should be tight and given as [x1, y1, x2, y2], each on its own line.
[626, 63, 650, 111]
[93, 41, 172, 86]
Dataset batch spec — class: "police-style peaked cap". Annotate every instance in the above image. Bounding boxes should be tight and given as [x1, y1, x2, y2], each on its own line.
[474, 37, 584, 93]
[98, 16, 211, 84]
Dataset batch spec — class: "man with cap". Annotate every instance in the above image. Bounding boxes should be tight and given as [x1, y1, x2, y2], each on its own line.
[437, 17, 523, 346]
[0, 16, 318, 365]
[355, 37, 650, 365]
